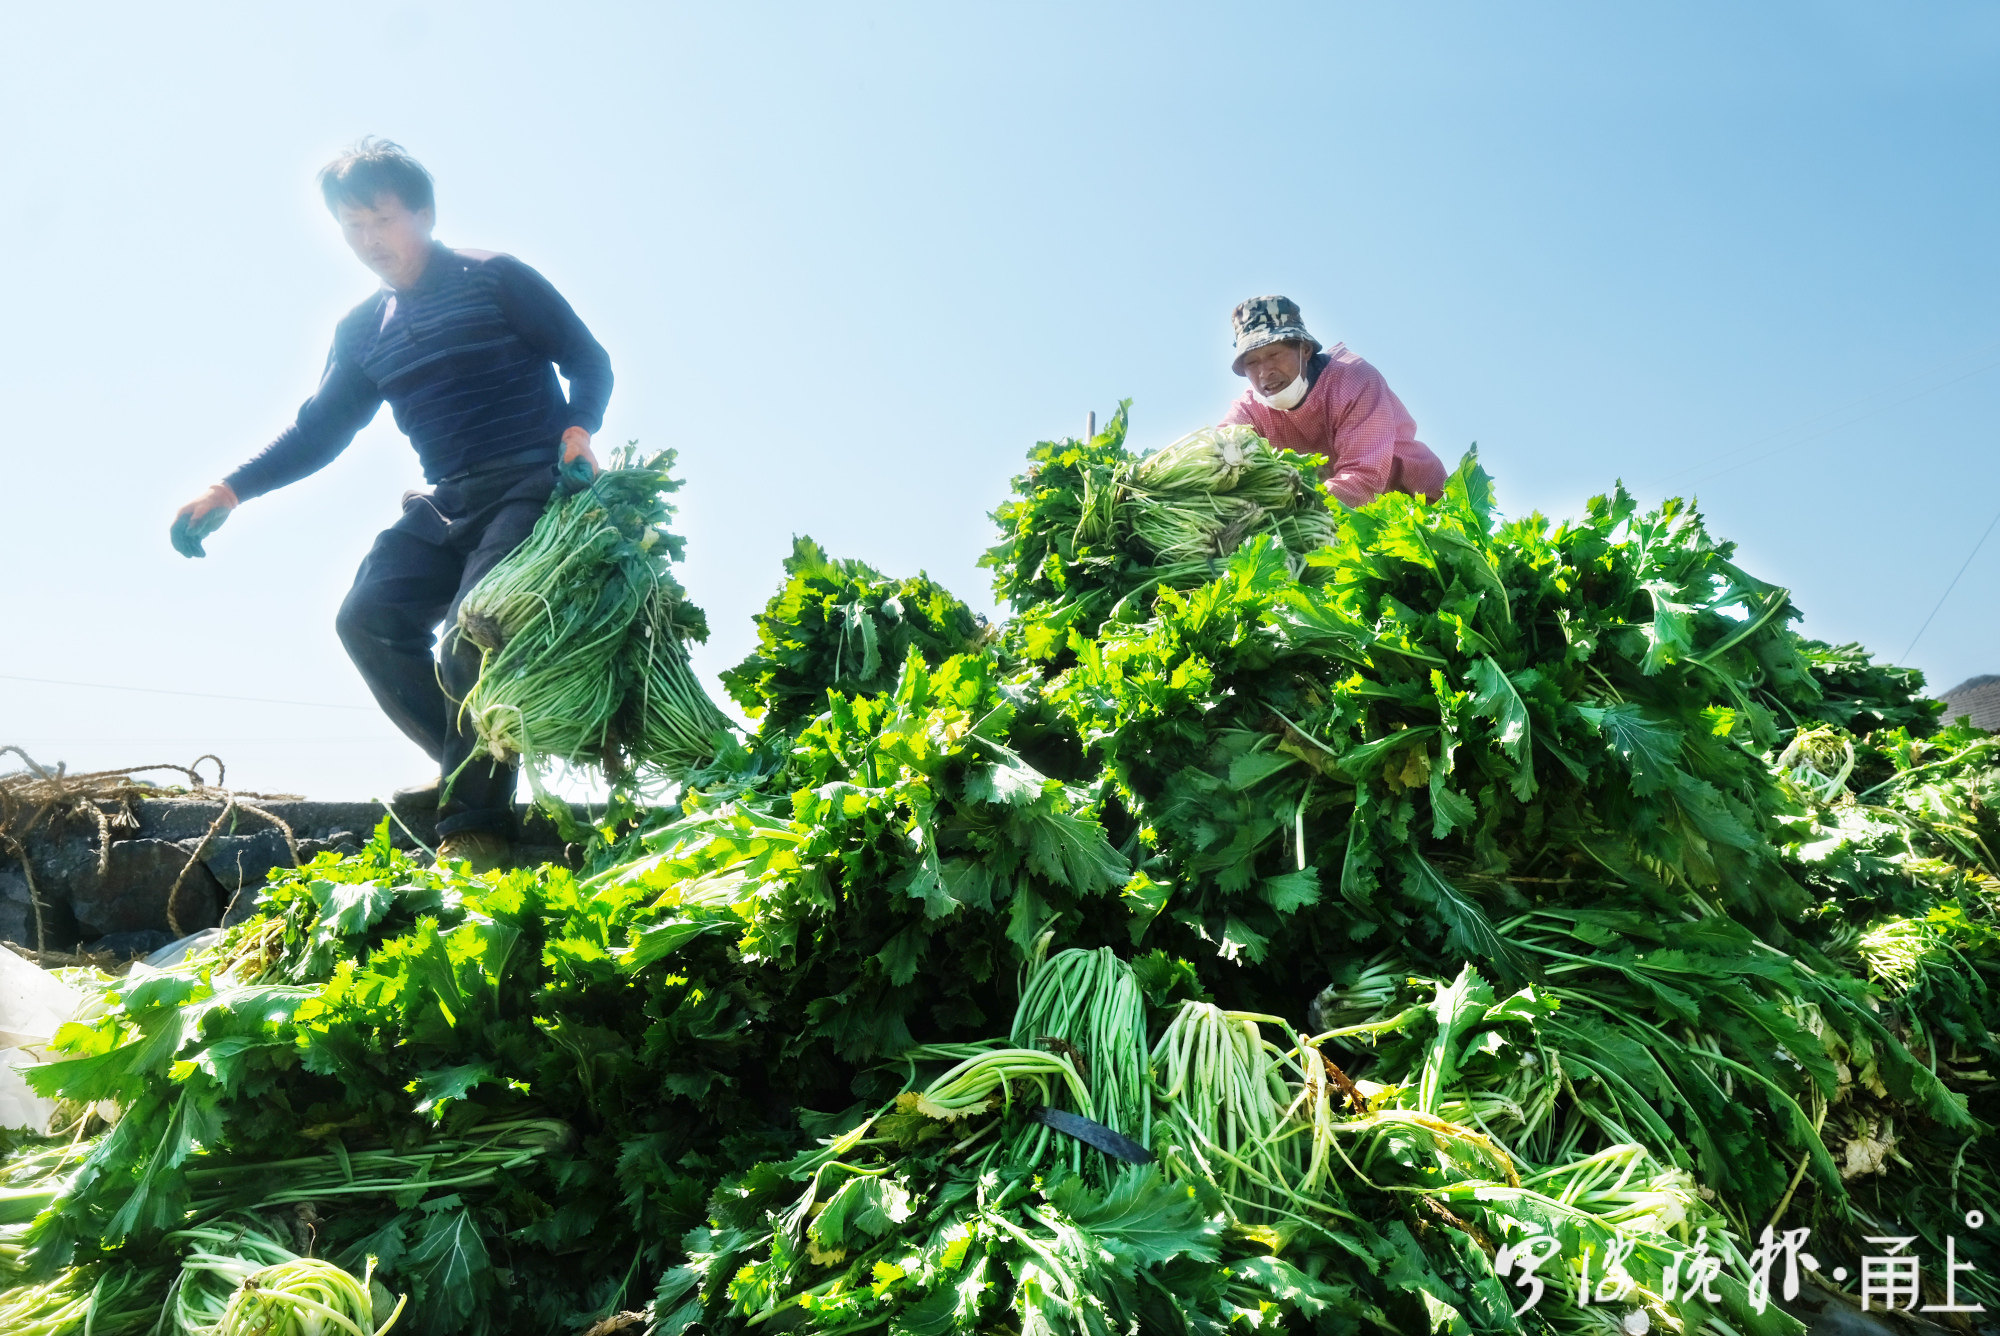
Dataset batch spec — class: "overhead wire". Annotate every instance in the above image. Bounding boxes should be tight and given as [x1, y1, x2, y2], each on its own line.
[1652, 335, 2000, 488]
[1648, 336, 2000, 488]
[3, 739, 403, 746]
[0, 673, 372, 711]
[1629, 338, 2000, 669]
[1900, 501, 2000, 661]
[1682, 356, 2000, 488]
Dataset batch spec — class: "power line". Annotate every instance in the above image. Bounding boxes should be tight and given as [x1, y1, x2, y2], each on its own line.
[0, 673, 372, 711]
[3, 738, 402, 745]
[1654, 337, 2000, 487]
[1681, 355, 2000, 489]
[1902, 501, 2000, 661]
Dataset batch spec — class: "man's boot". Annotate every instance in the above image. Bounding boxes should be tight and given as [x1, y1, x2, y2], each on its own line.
[393, 778, 441, 807]
[436, 829, 511, 874]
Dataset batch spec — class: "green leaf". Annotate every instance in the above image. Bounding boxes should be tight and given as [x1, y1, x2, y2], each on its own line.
[1051, 1168, 1223, 1274]
[1398, 854, 1528, 984]
[1006, 883, 1054, 960]
[649, 1267, 705, 1336]
[1339, 793, 1383, 907]
[404, 1207, 493, 1335]
[963, 756, 1050, 807]
[876, 927, 926, 986]
[621, 917, 726, 970]
[937, 857, 1003, 914]
[896, 1284, 967, 1336]
[1639, 579, 1698, 673]
[844, 599, 884, 681]
[1226, 750, 1298, 790]
[1466, 656, 1535, 800]
[1119, 872, 1172, 943]
[1019, 805, 1129, 893]
[1259, 868, 1320, 914]
[1427, 527, 1513, 624]
[1340, 727, 1442, 783]
[1215, 915, 1270, 964]
[1443, 448, 1495, 526]
[811, 1174, 913, 1250]
[184, 1035, 282, 1096]
[1576, 703, 1681, 795]
[889, 860, 957, 921]
[1428, 768, 1477, 838]
[1228, 1255, 1381, 1327]
[340, 1215, 410, 1276]
[313, 879, 397, 946]
[408, 1061, 499, 1117]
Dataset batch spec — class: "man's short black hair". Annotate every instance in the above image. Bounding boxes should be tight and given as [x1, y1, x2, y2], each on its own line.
[318, 137, 435, 215]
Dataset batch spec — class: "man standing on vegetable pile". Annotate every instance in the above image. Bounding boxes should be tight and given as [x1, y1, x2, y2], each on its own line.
[1222, 295, 1445, 507]
[168, 139, 612, 871]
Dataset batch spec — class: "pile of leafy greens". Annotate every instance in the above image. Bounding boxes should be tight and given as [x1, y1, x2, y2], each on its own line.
[0, 406, 1992, 1336]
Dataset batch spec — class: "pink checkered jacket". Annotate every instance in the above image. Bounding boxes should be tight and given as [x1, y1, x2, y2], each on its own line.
[1222, 343, 1447, 508]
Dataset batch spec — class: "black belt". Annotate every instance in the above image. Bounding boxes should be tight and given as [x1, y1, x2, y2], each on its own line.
[437, 445, 560, 483]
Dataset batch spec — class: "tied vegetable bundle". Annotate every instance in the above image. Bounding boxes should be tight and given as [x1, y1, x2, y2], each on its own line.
[1113, 421, 1338, 563]
[986, 412, 1339, 653]
[665, 951, 1787, 1336]
[0, 406, 1992, 1336]
[719, 535, 987, 733]
[455, 447, 734, 784]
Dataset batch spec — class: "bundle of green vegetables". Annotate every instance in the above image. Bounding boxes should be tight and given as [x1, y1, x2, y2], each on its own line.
[0, 404, 1992, 1335]
[456, 446, 733, 783]
[719, 536, 986, 733]
[164, 1220, 405, 1336]
[1117, 422, 1339, 560]
[986, 412, 1339, 656]
[662, 954, 1794, 1336]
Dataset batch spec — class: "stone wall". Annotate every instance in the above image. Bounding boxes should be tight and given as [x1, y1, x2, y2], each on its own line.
[1, 800, 579, 956]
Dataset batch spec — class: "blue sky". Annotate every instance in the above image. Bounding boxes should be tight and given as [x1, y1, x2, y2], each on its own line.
[3, 2, 1997, 798]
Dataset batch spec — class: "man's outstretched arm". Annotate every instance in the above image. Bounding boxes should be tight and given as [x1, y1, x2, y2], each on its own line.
[170, 319, 385, 556]
[223, 328, 386, 501]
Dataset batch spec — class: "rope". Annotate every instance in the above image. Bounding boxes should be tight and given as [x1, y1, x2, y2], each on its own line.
[166, 798, 300, 937]
[0, 748, 300, 945]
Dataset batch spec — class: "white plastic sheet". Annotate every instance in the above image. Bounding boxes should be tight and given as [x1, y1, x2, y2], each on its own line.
[0, 948, 85, 1132]
[0, 1048, 53, 1133]
[141, 928, 223, 972]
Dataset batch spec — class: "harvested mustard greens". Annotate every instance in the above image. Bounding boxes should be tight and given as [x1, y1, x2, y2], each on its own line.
[3, 408, 1991, 1335]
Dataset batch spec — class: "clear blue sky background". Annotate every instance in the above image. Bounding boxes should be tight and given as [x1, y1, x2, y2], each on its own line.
[3, 2, 1997, 799]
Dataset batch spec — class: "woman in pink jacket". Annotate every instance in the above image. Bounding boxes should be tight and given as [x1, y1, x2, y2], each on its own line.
[1221, 295, 1446, 508]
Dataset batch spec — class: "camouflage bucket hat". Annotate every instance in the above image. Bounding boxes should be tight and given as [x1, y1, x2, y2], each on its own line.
[1230, 295, 1322, 374]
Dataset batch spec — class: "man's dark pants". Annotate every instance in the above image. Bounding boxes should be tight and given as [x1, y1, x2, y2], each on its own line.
[335, 458, 557, 838]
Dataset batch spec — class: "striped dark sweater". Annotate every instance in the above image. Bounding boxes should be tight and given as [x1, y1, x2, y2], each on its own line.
[225, 244, 613, 499]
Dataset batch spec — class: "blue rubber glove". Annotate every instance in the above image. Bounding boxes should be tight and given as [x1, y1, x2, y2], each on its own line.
[170, 506, 230, 558]
[557, 455, 597, 496]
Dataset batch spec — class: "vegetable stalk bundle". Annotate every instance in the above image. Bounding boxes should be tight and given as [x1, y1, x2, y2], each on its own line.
[983, 408, 1342, 650]
[625, 586, 738, 775]
[1009, 946, 1150, 1162]
[1106, 423, 1338, 564]
[1149, 1002, 1305, 1222]
[455, 446, 733, 780]
[166, 1222, 405, 1336]
[0, 1265, 166, 1336]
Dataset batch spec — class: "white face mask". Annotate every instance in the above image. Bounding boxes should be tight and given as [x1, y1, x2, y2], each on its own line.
[1250, 347, 1311, 411]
